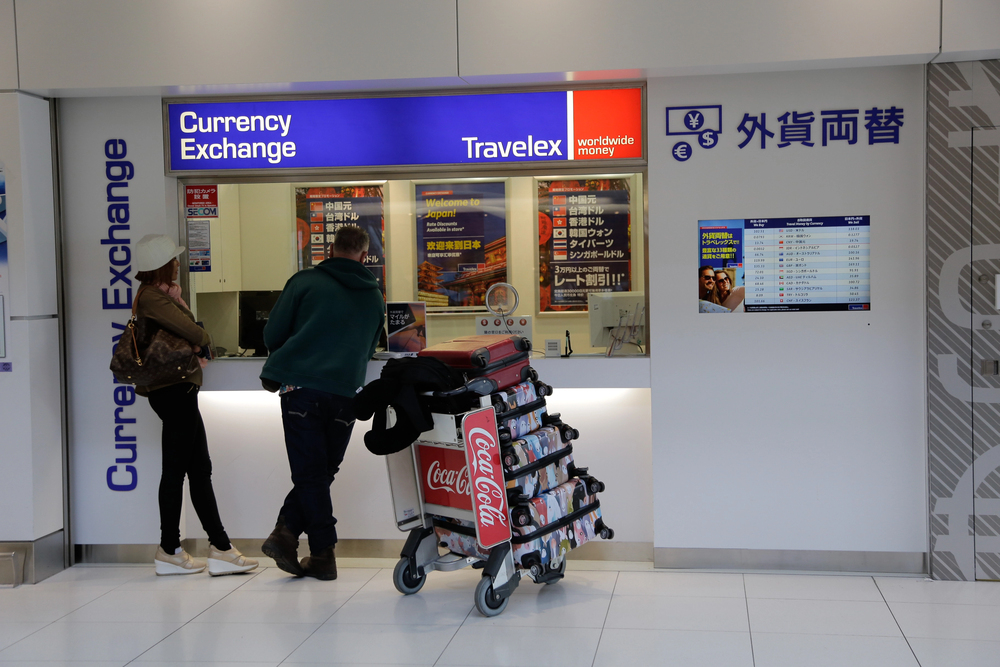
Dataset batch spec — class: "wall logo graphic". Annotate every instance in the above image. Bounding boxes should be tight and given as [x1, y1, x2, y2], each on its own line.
[926, 59, 1000, 581]
[667, 106, 722, 161]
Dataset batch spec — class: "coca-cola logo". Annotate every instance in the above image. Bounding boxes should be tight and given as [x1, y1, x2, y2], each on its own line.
[467, 426, 509, 528]
[426, 460, 470, 496]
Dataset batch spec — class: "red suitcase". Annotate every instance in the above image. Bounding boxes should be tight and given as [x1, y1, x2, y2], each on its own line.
[419, 335, 535, 391]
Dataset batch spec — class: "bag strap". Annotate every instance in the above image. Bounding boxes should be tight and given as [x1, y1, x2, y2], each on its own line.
[128, 285, 150, 365]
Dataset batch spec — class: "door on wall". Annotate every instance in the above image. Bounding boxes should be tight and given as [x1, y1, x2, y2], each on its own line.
[971, 125, 1000, 581]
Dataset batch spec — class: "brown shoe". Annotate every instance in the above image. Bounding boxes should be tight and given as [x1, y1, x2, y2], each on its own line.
[261, 518, 304, 577]
[300, 545, 337, 580]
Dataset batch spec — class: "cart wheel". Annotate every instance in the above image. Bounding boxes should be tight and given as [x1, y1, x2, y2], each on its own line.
[545, 559, 568, 584]
[393, 558, 425, 595]
[600, 527, 615, 540]
[474, 576, 509, 616]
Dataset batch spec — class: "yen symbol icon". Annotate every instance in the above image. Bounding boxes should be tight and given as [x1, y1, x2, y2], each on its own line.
[673, 141, 692, 162]
[684, 110, 705, 131]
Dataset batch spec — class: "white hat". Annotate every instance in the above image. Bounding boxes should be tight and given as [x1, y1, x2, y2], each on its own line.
[134, 234, 184, 272]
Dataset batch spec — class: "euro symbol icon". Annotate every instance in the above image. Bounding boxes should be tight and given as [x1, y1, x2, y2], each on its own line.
[672, 141, 692, 162]
[684, 110, 705, 131]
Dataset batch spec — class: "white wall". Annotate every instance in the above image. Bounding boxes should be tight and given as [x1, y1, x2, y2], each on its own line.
[941, 0, 1000, 61]
[61, 96, 177, 544]
[0, 92, 62, 542]
[458, 0, 940, 82]
[648, 65, 927, 554]
[14, 0, 1000, 96]
[192, 388, 653, 544]
[14, 0, 462, 96]
[0, 0, 17, 90]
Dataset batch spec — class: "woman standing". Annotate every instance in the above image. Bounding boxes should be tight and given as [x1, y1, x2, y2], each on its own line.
[133, 234, 258, 577]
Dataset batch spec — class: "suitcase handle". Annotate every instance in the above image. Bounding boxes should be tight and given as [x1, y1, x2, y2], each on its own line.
[432, 376, 498, 398]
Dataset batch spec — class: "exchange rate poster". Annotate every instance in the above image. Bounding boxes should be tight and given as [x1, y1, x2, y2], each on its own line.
[295, 186, 385, 294]
[415, 182, 506, 308]
[538, 178, 631, 312]
[698, 216, 870, 313]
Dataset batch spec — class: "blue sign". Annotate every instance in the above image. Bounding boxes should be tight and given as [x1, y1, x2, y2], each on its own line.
[672, 142, 692, 162]
[167, 93, 575, 172]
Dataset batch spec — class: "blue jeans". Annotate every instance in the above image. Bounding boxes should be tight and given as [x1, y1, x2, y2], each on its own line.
[278, 387, 355, 554]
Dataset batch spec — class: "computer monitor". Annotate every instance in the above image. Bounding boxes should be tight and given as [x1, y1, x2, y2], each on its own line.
[238, 290, 282, 356]
[588, 291, 645, 348]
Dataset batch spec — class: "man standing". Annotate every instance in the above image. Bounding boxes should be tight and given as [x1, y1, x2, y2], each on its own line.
[260, 226, 384, 580]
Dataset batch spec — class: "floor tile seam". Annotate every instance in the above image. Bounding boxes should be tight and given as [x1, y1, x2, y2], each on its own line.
[587, 570, 619, 667]
[609, 592, 750, 599]
[743, 574, 757, 667]
[747, 629, 911, 638]
[121, 568, 268, 665]
[276, 567, 385, 665]
[746, 596, 897, 603]
[431, 596, 477, 667]
[884, 599, 1000, 609]
[0, 582, 126, 655]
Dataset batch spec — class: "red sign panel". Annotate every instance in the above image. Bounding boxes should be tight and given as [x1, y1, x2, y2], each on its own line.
[185, 185, 218, 218]
[462, 407, 512, 549]
[418, 445, 472, 511]
[572, 88, 643, 160]
[185, 185, 218, 207]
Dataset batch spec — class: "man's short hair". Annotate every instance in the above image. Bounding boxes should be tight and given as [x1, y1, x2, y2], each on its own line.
[332, 226, 370, 255]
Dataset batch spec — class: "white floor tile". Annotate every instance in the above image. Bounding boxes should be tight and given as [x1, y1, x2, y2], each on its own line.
[908, 637, 1000, 667]
[437, 625, 600, 666]
[136, 622, 319, 663]
[748, 598, 902, 637]
[0, 622, 47, 650]
[359, 567, 483, 595]
[745, 574, 883, 601]
[0, 662, 126, 667]
[605, 594, 749, 631]
[325, 589, 473, 626]
[237, 566, 378, 593]
[463, 591, 611, 628]
[888, 601, 1000, 640]
[613, 571, 746, 598]
[752, 633, 919, 667]
[191, 589, 354, 624]
[39, 565, 148, 588]
[116, 569, 259, 592]
[0, 588, 109, 623]
[521, 569, 619, 596]
[876, 577, 1000, 606]
[284, 623, 458, 664]
[0, 621, 181, 662]
[593, 628, 754, 667]
[129, 663, 277, 667]
[60, 589, 229, 623]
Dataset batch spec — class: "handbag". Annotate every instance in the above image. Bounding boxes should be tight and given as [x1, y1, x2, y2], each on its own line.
[110, 285, 202, 386]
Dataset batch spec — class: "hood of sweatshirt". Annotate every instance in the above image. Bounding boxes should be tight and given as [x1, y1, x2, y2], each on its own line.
[316, 257, 380, 291]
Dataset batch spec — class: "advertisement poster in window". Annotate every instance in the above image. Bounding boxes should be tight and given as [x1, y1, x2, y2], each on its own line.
[537, 178, 631, 312]
[698, 216, 870, 313]
[295, 186, 385, 294]
[0, 161, 6, 362]
[415, 182, 506, 309]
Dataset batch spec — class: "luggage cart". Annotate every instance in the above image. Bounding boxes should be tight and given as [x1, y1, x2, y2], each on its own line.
[385, 395, 530, 617]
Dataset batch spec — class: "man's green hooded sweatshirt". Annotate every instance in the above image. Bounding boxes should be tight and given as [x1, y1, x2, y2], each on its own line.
[260, 257, 385, 398]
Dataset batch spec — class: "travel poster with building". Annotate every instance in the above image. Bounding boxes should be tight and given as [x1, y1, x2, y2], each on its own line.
[538, 178, 631, 312]
[295, 186, 385, 294]
[415, 182, 506, 308]
[698, 216, 870, 313]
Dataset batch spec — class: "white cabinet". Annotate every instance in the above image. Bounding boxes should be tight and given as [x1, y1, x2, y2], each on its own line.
[192, 185, 242, 293]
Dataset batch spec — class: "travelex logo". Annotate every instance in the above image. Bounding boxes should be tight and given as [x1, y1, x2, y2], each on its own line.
[167, 88, 642, 171]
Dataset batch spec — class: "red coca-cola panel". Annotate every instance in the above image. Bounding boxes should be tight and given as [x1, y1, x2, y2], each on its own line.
[462, 407, 512, 549]
[417, 445, 472, 511]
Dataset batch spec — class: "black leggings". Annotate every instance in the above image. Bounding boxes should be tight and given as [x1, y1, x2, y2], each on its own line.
[147, 383, 231, 553]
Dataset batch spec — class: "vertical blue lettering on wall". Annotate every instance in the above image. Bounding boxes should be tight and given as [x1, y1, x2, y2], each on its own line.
[167, 92, 569, 170]
[103, 138, 137, 492]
